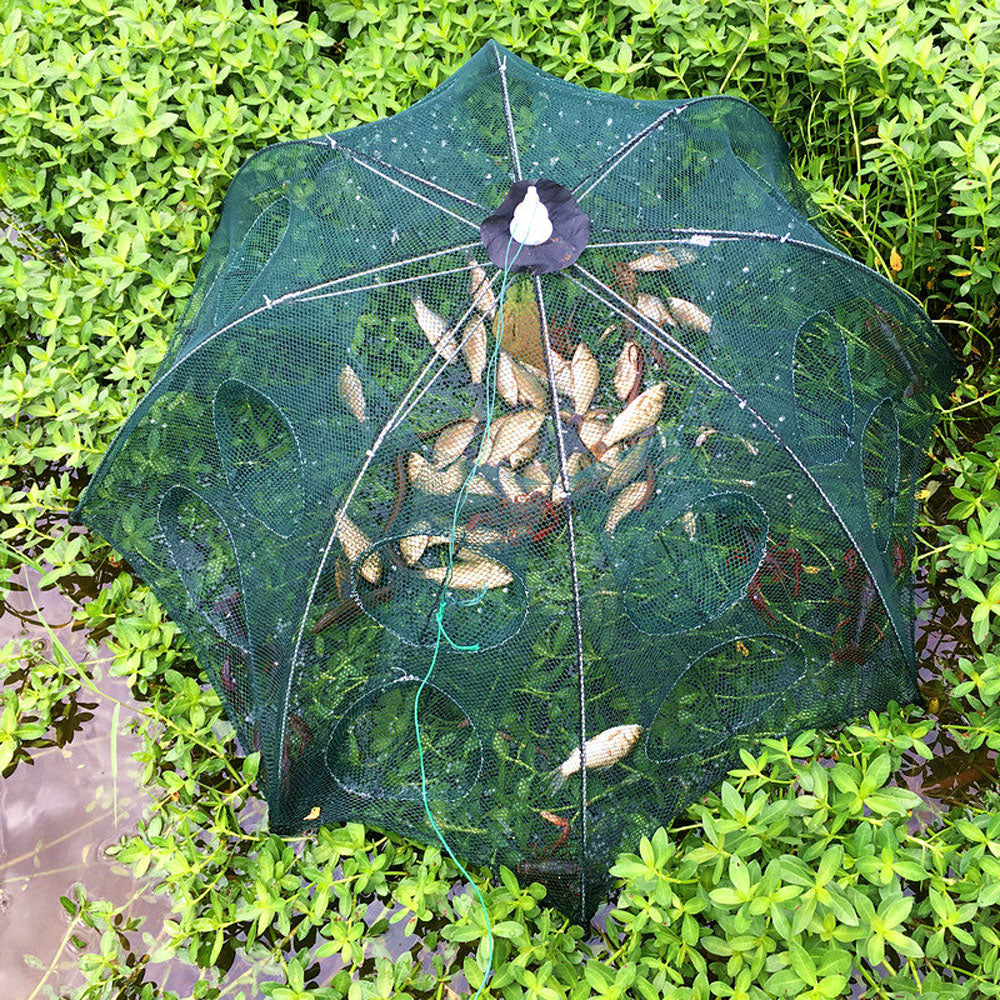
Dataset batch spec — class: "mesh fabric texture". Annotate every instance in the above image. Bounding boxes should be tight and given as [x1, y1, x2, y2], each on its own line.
[72, 41, 957, 923]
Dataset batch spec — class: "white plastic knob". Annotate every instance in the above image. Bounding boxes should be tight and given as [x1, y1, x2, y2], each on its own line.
[509, 185, 553, 245]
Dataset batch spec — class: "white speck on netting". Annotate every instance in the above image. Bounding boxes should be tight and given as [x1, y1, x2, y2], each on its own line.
[606, 117, 613, 126]
[742, 266, 750, 273]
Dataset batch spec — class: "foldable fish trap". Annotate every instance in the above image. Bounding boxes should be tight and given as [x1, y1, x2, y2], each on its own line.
[72, 41, 956, 922]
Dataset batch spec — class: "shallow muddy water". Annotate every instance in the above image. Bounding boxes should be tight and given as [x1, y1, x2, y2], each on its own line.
[0, 528, 991, 995]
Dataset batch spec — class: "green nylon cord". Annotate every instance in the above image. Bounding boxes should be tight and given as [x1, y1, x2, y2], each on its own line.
[414, 229, 526, 998]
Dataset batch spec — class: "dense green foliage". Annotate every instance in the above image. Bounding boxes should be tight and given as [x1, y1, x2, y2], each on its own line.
[3, 0, 1000, 996]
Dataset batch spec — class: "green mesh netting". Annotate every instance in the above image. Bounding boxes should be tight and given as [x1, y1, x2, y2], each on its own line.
[71, 41, 957, 923]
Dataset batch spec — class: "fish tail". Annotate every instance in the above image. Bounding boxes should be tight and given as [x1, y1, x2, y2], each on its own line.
[546, 767, 567, 794]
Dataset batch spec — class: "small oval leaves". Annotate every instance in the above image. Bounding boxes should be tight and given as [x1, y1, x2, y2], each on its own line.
[213, 379, 304, 536]
[622, 493, 768, 636]
[792, 311, 854, 464]
[325, 681, 482, 802]
[158, 486, 247, 649]
[646, 636, 805, 763]
[862, 399, 900, 551]
[213, 197, 291, 323]
[354, 536, 527, 650]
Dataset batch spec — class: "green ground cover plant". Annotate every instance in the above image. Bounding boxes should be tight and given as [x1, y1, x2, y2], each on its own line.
[2, 0, 1000, 996]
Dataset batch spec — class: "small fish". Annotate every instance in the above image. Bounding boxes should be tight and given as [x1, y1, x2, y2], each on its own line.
[419, 558, 513, 591]
[736, 436, 759, 456]
[595, 383, 667, 456]
[694, 425, 717, 448]
[666, 296, 712, 333]
[469, 259, 496, 315]
[462, 316, 487, 384]
[520, 459, 552, 496]
[511, 360, 549, 411]
[609, 261, 639, 302]
[613, 341, 643, 402]
[433, 418, 479, 468]
[605, 436, 650, 492]
[577, 415, 608, 454]
[408, 452, 462, 494]
[569, 342, 600, 415]
[635, 293, 676, 328]
[548, 349, 575, 397]
[302, 806, 321, 821]
[496, 350, 520, 407]
[549, 724, 644, 790]
[408, 453, 495, 496]
[629, 247, 680, 272]
[412, 295, 458, 359]
[509, 433, 539, 469]
[399, 521, 432, 566]
[486, 409, 545, 466]
[604, 478, 652, 534]
[338, 364, 366, 423]
[463, 525, 507, 546]
[337, 515, 381, 584]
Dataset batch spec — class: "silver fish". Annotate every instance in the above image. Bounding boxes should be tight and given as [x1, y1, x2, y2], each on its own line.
[694, 425, 717, 448]
[577, 415, 608, 454]
[409, 453, 495, 496]
[409, 452, 457, 494]
[433, 418, 479, 468]
[629, 247, 680, 272]
[337, 515, 381, 584]
[520, 459, 552, 496]
[485, 409, 545, 466]
[604, 480, 652, 535]
[399, 522, 432, 566]
[509, 433, 539, 469]
[419, 559, 513, 591]
[412, 295, 459, 359]
[548, 349, 575, 397]
[462, 316, 488, 384]
[666, 296, 712, 333]
[605, 436, 650, 492]
[338, 364, 366, 423]
[597, 383, 667, 455]
[496, 350, 520, 407]
[511, 360, 549, 411]
[469, 259, 496, 315]
[635, 292, 676, 328]
[463, 526, 508, 546]
[550, 724, 644, 789]
[613, 341, 643, 402]
[569, 342, 600, 415]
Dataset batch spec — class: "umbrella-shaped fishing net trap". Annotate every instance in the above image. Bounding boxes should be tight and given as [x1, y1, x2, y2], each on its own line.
[73, 42, 956, 923]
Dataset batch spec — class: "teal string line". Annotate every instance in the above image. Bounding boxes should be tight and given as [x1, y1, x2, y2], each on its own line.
[414, 229, 526, 998]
